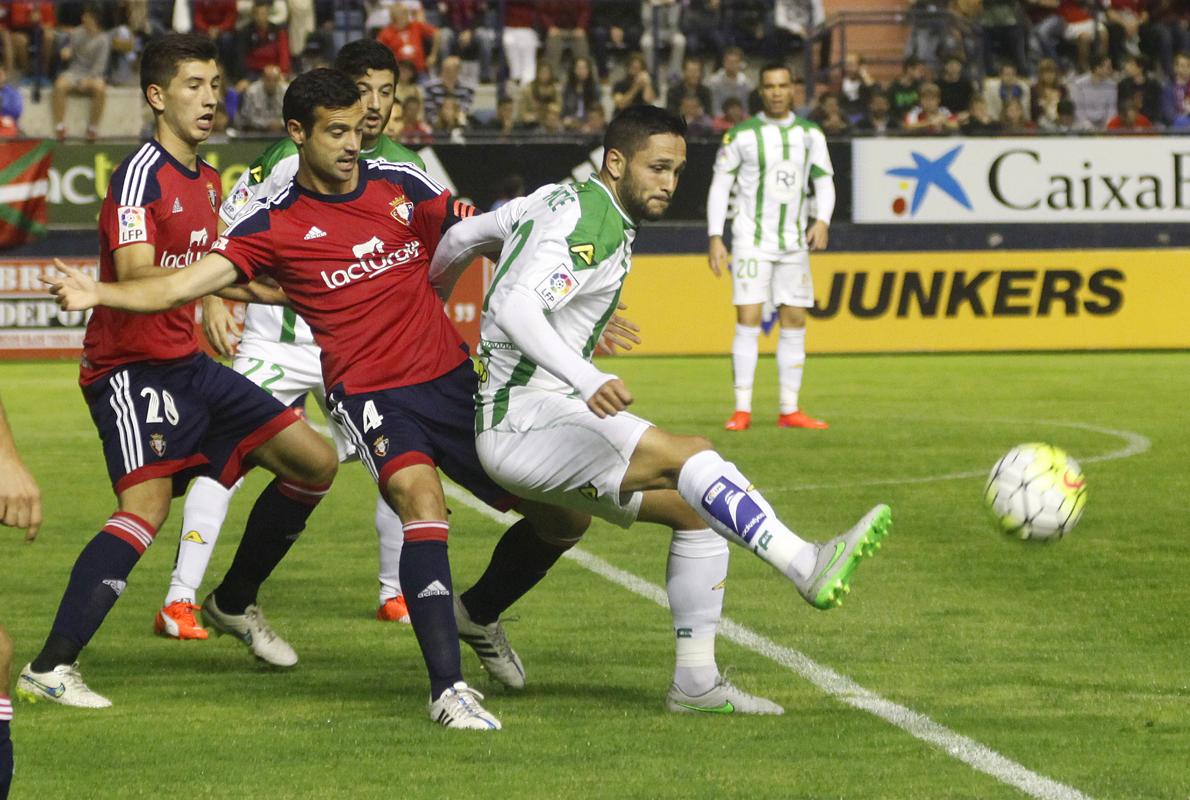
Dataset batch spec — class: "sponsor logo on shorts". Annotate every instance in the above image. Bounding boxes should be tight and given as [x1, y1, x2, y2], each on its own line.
[372, 434, 389, 457]
[149, 433, 167, 456]
[535, 264, 578, 309]
[118, 205, 147, 244]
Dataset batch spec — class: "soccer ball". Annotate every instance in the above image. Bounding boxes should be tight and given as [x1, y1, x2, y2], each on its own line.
[984, 443, 1087, 541]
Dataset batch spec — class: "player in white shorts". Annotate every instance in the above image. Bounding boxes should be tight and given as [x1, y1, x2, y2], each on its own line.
[430, 106, 891, 715]
[707, 62, 835, 432]
[154, 41, 425, 638]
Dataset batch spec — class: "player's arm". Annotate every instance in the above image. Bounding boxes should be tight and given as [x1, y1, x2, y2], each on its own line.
[806, 128, 835, 251]
[0, 395, 42, 541]
[429, 198, 526, 300]
[707, 131, 741, 276]
[46, 252, 242, 314]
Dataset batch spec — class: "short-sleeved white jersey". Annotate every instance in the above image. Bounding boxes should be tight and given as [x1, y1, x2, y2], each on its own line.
[712, 113, 833, 256]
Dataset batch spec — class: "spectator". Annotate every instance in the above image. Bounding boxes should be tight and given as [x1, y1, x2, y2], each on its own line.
[666, 55, 712, 116]
[236, 0, 290, 90]
[540, 0, 590, 77]
[813, 92, 852, 136]
[1026, 0, 1066, 64]
[1106, 0, 1146, 67]
[903, 81, 960, 133]
[727, 0, 769, 56]
[1106, 96, 1154, 127]
[1071, 54, 1119, 128]
[1117, 54, 1163, 122]
[377, 3, 438, 79]
[707, 46, 751, 117]
[590, 0, 641, 78]
[438, 0, 497, 83]
[397, 93, 433, 144]
[1146, 0, 1188, 80]
[579, 103, 607, 134]
[1034, 84, 1067, 127]
[683, 0, 727, 61]
[612, 51, 657, 110]
[640, 0, 686, 81]
[1030, 58, 1067, 119]
[1000, 96, 1037, 131]
[234, 62, 286, 133]
[489, 173, 525, 210]
[944, 0, 985, 77]
[363, 0, 395, 35]
[1056, 0, 1109, 74]
[502, 0, 539, 86]
[4, 0, 56, 79]
[1051, 97, 1093, 130]
[980, 0, 1029, 75]
[938, 54, 975, 113]
[394, 59, 422, 110]
[840, 52, 877, 121]
[854, 90, 899, 135]
[477, 95, 519, 136]
[517, 61, 562, 125]
[0, 65, 22, 137]
[961, 95, 1003, 133]
[191, 0, 237, 70]
[424, 55, 475, 123]
[768, 0, 826, 62]
[984, 61, 1032, 119]
[1161, 51, 1190, 125]
[106, 2, 144, 87]
[432, 96, 466, 140]
[678, 94, 714, 136]
[889, 56, 927, 120]
[51, 4, 109, 142]
[561, 56, 602, 127]
[535, 101, 566, 136]
[712, 96, 746, 132]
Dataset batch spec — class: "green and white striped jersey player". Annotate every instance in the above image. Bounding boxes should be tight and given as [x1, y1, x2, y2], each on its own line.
[706, 64, 836, 432]
[432, 106, 890, 715]
[156, 133, 427, 636]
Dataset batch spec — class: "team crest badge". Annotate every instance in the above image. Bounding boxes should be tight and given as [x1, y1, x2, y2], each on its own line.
[206, 181, 218, 211]
[373, 435, 390, 457]
[389, 194, 415, 225]
[149, 433, 167, 457]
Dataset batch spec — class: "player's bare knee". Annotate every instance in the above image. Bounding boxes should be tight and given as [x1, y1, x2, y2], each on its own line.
[522, 502, 590, 548]
[384, 466, 447, 521]
[303, 445, 338, 486]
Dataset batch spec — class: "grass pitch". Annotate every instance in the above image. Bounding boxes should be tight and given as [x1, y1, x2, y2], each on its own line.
[1, 353, 1187, 799]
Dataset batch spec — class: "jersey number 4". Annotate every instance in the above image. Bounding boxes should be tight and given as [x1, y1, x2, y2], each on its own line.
[362, 400, 384, 433]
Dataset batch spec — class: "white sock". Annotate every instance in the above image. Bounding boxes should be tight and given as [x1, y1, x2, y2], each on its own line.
[731, 324, 761, 413]
[375, 495, 405, 603]
[165, 476, 241, 605]
[668, 528, 728, 695]
[777, 326, 806, 415]
[676, 450, 817, 580]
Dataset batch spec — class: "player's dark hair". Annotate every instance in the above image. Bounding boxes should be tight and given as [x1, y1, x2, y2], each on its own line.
[603, 105, 686, 163]
[283, 68, 362, 132]
[334, 38, 398, 81]
[140, 33, 218, 102]
[759, 62, 793, 83]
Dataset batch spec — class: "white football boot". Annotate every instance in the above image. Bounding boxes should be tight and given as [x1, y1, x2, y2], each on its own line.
[201, 592, 298, 667]
[666, 676, 784, 715]
[16, 662, 112, 709]
[428, 682, 502, 730]
[791, 504, 892, 610]
[453, 596, 525, 689]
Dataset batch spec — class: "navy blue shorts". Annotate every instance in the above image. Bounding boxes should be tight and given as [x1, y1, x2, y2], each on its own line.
[327, 359, 516, 512]
[83, 353, 301, 496]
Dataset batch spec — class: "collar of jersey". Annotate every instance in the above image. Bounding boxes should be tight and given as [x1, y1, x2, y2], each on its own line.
[150, 138, 201, 179]
[294, 165, 369, 204]
[757, 112, 798, 128]
[588, 177, 635, 229]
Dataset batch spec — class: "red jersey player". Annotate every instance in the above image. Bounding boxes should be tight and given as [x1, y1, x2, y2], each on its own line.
[47, 67, 587, 730]
[19, 35, 338, 710]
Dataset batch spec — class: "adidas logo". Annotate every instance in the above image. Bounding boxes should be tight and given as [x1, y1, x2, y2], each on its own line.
[304, 226, 327, 240]
[172, 198, 184, 213]
[102, 579, 127, 597]
[417, 580, 450, 599]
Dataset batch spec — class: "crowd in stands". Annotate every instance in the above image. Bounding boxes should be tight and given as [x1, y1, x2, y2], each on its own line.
[0, 0, 1187, 141]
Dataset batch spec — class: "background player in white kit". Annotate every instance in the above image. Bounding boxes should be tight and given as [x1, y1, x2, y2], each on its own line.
[431, 106, 890, 714]
[706, 64, 836, 432]
[155, 42, 424, 638]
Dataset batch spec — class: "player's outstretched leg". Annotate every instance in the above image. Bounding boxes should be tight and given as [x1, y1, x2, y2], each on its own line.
[20, 479, 173, 708]
[203, 423, 337, 667]
[626, 429, 890, 610]
[157, 476, 244, 640]
[374, 495, 410, 623]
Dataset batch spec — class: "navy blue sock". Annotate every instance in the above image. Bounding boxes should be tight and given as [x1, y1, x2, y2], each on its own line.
[0, 717, 11, 800]
[32, 512, 155, 672]
[213, 478, 328, 614]
[461, 519, 569, 625]
[399, 525, 463, 699]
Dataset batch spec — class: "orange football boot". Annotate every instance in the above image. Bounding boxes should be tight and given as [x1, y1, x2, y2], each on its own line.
[155, 601, 209, 640]
[376, 595, 411, 623]
[777, 410, 828, 429]
[724, 411, 752, 431]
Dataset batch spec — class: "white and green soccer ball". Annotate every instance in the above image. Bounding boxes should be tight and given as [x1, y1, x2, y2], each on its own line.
[984, 443, 1087, 541]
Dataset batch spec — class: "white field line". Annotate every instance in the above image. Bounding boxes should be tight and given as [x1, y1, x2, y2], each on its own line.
[443, 483, 1095, 800]
[771, 420, 1150, 493]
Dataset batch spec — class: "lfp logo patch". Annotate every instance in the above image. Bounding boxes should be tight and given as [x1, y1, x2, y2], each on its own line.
[117, 205, 147, 244]
[535, 265, 578, 309]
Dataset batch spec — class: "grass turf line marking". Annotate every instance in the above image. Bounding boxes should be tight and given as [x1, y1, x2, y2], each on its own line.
[443, 483, 1095, 800]
[775, 420, 1150, 492]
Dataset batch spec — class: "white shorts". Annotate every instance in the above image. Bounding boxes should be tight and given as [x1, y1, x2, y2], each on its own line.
[1063, 19, 1105, 41]
[234, 339, 355, 462]
[475, 391, 652, 529]
[730, 247, 814, 308]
